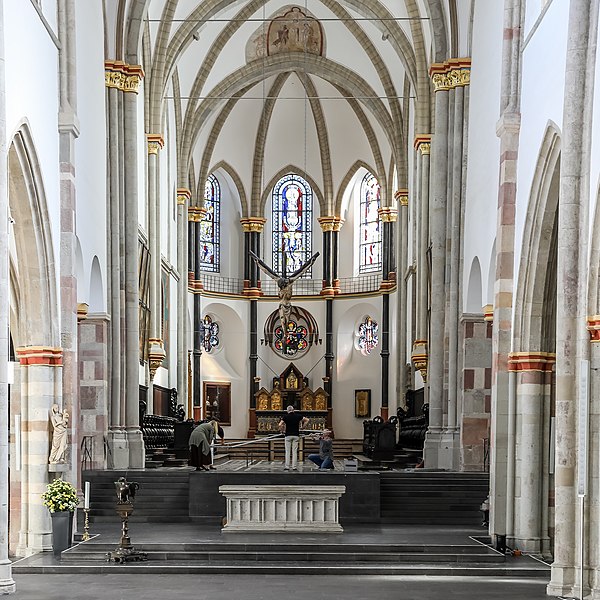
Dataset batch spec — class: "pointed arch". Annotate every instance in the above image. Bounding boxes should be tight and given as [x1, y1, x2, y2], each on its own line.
[89, 256, 104, 313]
[260, 164, 324, 215]
[513, 122, 561, 352]
[335, 160, 379, 217]
[210, 161, 248, 218]
[8, 123, 59, 346]
[466, 257, 483, 313]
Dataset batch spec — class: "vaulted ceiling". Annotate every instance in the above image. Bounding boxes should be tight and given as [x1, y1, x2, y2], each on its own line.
[106, 0, 471, 215]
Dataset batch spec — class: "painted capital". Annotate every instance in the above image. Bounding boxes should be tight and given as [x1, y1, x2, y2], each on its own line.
[507, 352, 556, 372]
[413, 135, 432, 155]
[77, 302, 89, 322]
[177, 188, 191, 206]
[587, 315, 600, 341]
[188, 206, 207, 222]
[411, 340, 428, 382]
[394, 189, 409, 207]
[240, 217, 267, 233]
[483, 304, 493, 322]
[148, 338, 166, 381]
[105, 61, 144, 93]
[429, 58, 471, 92]
[147, 134, 164, 155]
[16, 346, 63, 366]
[318, 216, 344, 232]
[378, 207, 398, 223]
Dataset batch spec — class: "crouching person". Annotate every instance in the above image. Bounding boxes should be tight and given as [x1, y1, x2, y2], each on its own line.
[307, 429, 334, 470]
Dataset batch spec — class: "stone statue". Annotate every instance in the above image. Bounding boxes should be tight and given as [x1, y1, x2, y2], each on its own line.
[49, 404, 69, 464]
[249, 249, 319, 334]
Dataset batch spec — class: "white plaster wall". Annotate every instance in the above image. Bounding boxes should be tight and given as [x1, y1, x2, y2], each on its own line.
[5, 1, 60, 310]
[335, 298, 383, 439]
[462, 0, 503, 310]
[75, 0, 108, 309]
[213, 170, 243, 278]
[201, 300, 249, 438]
[514, 0, 568, 316]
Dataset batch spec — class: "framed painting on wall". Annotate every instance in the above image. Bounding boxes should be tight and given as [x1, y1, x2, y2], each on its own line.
[355, 389, 371, 418]
[203, 381, 231, 426]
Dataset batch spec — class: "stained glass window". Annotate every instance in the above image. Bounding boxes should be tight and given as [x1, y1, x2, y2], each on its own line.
[274, 319, 309, 357]
[199, 174, 220, 272]
[201, 315, 219, 353]
[356, 316, 379, 355]
[359, 173, 382, 273]
[272, 173, 313, 277]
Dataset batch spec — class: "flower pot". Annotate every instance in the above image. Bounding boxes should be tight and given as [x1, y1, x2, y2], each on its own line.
[50, 511, 73, 557]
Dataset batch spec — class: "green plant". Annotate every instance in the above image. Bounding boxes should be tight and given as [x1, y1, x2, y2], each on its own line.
[41, 479, 79, 513]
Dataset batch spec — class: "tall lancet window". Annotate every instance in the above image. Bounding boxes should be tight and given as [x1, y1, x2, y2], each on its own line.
[272, 173, 313, 277]
[199, 174, 220, 272]
[359, 172, 382, 273]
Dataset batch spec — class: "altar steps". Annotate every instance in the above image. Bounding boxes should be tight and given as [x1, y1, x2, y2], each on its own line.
[380, 472, 489, 525]
[13, 540, 549, 577]
[83, 470, 191, 523]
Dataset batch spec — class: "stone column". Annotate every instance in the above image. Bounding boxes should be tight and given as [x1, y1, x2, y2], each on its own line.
[423, 64, 450, 466]
[176, 189, 191, 415]
[57, 0, 80, 489]
[395, 190, 409, 408]
[146, 135, 166, 399]
[489, 0, 523, 545]
[104, 61, 145, 467]
[105, 74, 123, 453]
[461, 313, 492, 471]
[587, 318, 600, 597]
[15, 348, 63, 556]
[78, 312, 109, 470]
[0, 0, 15, 582]
[122, 67, 145, 468]
[442, 63, 470, 470]
[412, 138, 430, 388]
[509, 352, 554, 554]
[549, 0, 598, 593]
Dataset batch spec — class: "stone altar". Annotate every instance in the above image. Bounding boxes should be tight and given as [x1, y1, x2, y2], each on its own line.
[219, 485, 345, 532]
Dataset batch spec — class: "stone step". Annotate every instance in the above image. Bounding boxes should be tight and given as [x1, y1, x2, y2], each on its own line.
[11, 562, 548, 577]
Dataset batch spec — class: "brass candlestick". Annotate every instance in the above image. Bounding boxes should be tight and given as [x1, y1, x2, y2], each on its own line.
[82, 508, 90, 541]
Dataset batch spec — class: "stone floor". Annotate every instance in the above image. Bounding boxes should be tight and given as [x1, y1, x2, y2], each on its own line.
[10, 573, 551, 599]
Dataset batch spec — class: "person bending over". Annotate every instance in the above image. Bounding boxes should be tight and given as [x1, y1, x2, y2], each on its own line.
[189, 420, 224, 471]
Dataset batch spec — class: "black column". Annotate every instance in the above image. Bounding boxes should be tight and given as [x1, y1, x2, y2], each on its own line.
[382, 220, 391, 280]
[193, 219, 202, 416]
[248, 229, 260, 435]
[322, 229, 332, 289]
[381, 293, 390, 419]
[325, 298, 334, 428]
[243, 231, 250, 282]
[332, 228, 339, 283]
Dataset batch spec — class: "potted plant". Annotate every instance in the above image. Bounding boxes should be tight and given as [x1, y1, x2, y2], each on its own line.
[41, 478, 79, 556]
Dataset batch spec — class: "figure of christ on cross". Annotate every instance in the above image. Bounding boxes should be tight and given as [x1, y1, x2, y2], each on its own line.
[249, 249, 320, 337]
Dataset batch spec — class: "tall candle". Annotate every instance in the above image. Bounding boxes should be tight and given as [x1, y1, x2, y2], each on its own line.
[84, 481, 90, 509]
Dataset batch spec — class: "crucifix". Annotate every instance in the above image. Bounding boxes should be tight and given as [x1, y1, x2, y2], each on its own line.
[249, 248, 320, 336]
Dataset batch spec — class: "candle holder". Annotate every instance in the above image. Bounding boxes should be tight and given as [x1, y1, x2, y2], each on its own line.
[82, 507, 91, 541]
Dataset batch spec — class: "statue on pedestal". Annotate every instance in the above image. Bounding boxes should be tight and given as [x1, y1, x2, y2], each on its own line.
[49, 404, 69, 464]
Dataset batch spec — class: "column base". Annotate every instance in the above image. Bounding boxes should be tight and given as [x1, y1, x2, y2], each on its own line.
[106, 430, 129, 469]
[0, 561, 16, 595]
[438, 430, 460, 470]
[512, 536, 549, 554]
[422, 429, 443, 469]
[547, 564, 577, 597]
[106, 429, 145, 469]
[16, 530, 53, 557]
[127, 429, 146, 469]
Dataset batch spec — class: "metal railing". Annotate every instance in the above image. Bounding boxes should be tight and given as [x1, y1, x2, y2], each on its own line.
[199, 274, 385, 296]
